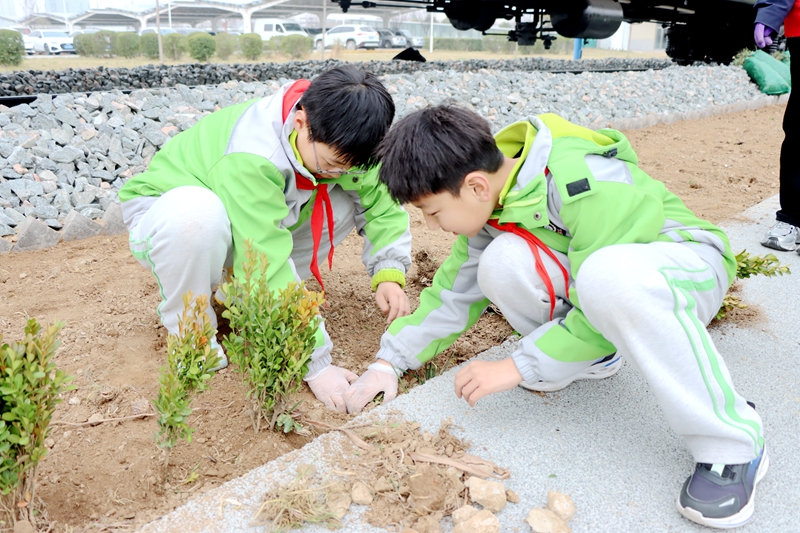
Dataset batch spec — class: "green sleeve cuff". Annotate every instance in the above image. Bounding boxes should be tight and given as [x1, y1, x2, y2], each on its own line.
[371, 268, 406, 291]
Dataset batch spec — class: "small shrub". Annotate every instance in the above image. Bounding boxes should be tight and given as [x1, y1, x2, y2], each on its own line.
[214, 31, 237, 60]
[153, 293, 220, 479]
[222, 241, 324, 434]
[716, 250, 791, 320]
[140, 32, 160, 60]
[73, 33, 92, 55]
[91, 30, 116, 57]
[732, 48, 754, 66]
[239, 33, 262, 60]
[263, 36, 283, 58]
[0, 319, 73, 525]
[187, 32, 215, 62]
[0, 29, 25, 66]
[163, 32, 186, 60]
[114, 31, 140, 58]
[280, 34, 313, 59]
[433, 38, 483, 51]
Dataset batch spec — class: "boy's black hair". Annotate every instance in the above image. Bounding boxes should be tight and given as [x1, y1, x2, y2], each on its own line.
[301, 65, 395, 170]
[376, 104, 504, 204]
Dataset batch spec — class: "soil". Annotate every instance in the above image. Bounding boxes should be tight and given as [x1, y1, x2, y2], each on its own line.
[0, 103, 786, 532]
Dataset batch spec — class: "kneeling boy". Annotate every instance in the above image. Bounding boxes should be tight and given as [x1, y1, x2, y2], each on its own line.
[120, 66, 412, 412]
[345, 104, 766, 529]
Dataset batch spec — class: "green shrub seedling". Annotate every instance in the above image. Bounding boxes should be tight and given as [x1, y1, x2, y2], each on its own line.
[0, 319, 73, 527]
[239, 33, 263, 60]
[716, 250, 791, 320]
[153, 292, 220, 480]
[221, 241, 324, 434]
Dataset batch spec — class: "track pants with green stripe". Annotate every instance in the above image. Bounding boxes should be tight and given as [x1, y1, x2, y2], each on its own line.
[578, 241, 763, 464]
[481, 235, 763, 464]
[123, 185, 358, 377]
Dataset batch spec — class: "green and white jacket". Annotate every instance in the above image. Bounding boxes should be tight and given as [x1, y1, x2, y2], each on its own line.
[376, 114, 736, 377]
[120, 83, 412, 371]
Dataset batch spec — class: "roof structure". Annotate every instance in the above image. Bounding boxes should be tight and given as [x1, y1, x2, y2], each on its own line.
[22, 0, 410, 32]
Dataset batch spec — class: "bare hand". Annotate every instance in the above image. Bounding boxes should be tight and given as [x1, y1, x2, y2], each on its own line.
[375, 282, 411, 324]
[454, 359, 523, 407]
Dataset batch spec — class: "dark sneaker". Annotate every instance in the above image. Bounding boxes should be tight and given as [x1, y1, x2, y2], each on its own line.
[761, 221, 800, 252]
[677, 446, 769, 529]
[519, 354, 621, 392]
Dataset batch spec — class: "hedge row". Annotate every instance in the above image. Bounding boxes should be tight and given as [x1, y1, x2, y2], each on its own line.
[0, 29, 25, 66]
[431, 36, 575, 55]
[70, 31, 314, 61]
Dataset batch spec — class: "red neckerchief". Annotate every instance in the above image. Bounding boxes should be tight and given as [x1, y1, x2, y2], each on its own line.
[281, 79, 334, 291]
[487, 170, 570, 321]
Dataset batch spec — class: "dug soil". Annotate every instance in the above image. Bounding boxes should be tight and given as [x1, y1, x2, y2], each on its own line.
[0, 103, 786, 531]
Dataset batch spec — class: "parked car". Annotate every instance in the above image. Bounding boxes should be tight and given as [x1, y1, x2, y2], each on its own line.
[395, 29, 424, 48]
[314, 25, 380, 51]
[9, 27, 34, 55]
[28, 30, 75, 55]
[377, 28, 405, 48]
[253, 18, 308, 41]
[139, 28, 178, 36]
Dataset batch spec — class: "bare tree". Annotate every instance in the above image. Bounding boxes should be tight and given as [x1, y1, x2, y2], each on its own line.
[17, 0, 39, 21]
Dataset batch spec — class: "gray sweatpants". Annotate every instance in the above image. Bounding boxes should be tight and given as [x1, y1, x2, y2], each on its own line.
[477, 233, 763, 464]
[123, 185, 358, 376]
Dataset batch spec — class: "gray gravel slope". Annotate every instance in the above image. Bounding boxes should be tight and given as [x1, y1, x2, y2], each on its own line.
[137, 194, 800, 533]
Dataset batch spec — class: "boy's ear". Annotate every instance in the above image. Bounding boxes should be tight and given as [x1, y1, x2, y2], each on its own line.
[463, 171, 492, 202]
[293, 109, 308, 134]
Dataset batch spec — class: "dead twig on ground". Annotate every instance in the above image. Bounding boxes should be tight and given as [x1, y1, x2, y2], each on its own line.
[52, 401, 236, 427]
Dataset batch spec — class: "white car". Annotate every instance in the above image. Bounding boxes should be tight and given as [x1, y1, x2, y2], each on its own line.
[9, 27, 34, 55]
[29, 30, 75, 55]
[396, 29, 425, 48]
[314, 25, 380, 51]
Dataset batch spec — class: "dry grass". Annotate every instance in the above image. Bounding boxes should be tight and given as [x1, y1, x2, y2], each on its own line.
[1, 47, 667, 73]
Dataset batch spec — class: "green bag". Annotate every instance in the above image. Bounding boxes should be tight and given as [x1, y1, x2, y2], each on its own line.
[743, 50, 791, 94]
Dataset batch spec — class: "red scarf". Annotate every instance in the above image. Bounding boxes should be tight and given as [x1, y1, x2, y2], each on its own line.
[487, 217, 570, 322]
[281, 79, 335, 291]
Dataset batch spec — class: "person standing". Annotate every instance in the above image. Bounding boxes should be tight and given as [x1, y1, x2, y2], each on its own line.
[755, 0, 800, 251]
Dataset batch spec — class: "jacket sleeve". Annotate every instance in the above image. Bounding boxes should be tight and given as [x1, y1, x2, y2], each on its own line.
[375, 231, 492, 371]
[512, 169, 666, 378]
[754, 0, 795, 31]
[343, 167, 412, 289]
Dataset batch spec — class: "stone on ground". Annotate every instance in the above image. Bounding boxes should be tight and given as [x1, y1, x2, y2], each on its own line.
[452, 504, 480, 524]
[0, 238, 11, 254]
[12, 217, 61, 252]
[546, 490, 576, 522]
[100, 202, 127, 235]
[526, 508, 571, 533]
[452, 509, 500, 533]
[350, 480, 373, 505]
[465, 476, 507, 512]
[61, 210, 102, 242]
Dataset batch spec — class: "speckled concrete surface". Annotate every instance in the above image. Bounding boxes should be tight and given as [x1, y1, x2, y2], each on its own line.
[138, 194, 800, 533]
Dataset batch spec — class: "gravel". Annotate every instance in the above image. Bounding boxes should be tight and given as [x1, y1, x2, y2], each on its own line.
[0, 60, 769, 240]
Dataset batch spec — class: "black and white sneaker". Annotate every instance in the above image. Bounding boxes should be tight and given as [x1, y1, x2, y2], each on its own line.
[677, 446, 769, 529]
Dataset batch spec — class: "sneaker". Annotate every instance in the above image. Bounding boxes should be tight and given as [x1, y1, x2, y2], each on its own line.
[677, 446, 769, 529]
[760, 221, 800, 252]
[519, 354, 622, 392]
[207, 343, 228, 372]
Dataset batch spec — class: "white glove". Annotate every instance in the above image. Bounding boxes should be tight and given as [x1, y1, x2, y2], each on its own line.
[305, 365, 359, 413]
[344, 362, 399, 414]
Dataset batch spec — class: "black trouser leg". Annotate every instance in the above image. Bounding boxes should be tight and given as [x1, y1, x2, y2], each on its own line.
[776, 37, 800, 226]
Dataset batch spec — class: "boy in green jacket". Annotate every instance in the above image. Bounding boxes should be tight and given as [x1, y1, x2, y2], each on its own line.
[119, 66, 412, 412]
[345, 104, 766, 529]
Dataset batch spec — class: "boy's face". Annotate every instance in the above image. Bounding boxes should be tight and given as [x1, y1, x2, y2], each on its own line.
[411, 177, 495, 238]
[293, 109, 352, 176]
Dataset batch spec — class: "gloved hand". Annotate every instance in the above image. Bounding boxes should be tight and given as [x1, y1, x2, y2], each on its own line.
[305, 365, 359, 413]
[344, 361, 399, 413]
[754, 23, 775, 49]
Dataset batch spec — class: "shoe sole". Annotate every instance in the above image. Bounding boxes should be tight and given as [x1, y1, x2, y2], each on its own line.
[676, 446, 770, 529]
[761, 236, 799, 252]
[519, 356, 622, 392]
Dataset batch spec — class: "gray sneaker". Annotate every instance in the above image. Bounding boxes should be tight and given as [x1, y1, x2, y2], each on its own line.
[760, 221, 800, 251]
[677, 446, 769, 529]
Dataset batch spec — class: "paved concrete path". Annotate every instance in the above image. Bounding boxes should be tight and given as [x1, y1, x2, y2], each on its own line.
[139, 195, 800, 533]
